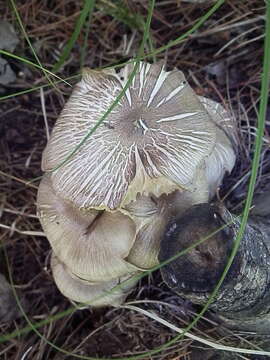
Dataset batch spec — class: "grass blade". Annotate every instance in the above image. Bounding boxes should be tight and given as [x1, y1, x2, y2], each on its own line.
[0, 75, 79, 101]
[52, 0, 96, 73]
[165, 0, 270, 348]
[9, 0, 56, 89]
[0, 50, 71, 87]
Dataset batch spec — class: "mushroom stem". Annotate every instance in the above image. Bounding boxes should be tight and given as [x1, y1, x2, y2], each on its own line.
[159, 202, 270, 334]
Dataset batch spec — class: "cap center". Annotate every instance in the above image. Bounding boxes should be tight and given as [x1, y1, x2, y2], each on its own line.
[134, 116, 149, 134]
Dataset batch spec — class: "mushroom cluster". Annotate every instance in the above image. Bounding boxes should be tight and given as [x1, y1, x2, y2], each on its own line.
[37, 62, 236, 307]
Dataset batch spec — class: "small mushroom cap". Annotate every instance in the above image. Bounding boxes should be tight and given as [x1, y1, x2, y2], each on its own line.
[125, 195, 169, 268]
[199, 96, 237, 196]
[42, 62, 217, 211]
[127, 213, 168, 269]
[37, 175, 138, 282]
[166, 165, 211, 217]
[124, 166, 211, 269]
[51, 254, 139, 307]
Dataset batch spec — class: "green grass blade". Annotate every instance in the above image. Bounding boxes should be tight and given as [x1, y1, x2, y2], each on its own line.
[0, 306, 76, 343]
[0, 75, 79, 101]
[9, 0, 56, 89]
[98, 0, 144, 32]
[52, 0, 96, 73]
[0, 50, 71, 87]
[166, 0, 270, 347]
[80, 4, 95, 70]
[48, 0, 225, 174]
[48, 0, 154, 174]
[145, 0, 225, 58]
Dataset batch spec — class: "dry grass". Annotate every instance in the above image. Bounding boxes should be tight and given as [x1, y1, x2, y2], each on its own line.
[0, 0, 269, 359]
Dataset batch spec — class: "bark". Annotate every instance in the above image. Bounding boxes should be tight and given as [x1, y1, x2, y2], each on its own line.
[159, 198, 270, 335]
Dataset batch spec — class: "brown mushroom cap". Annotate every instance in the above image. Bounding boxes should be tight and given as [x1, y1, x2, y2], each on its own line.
[37, 175, 138, 282]
[42, 62, 217, 211]
[51, 254, 139, 307]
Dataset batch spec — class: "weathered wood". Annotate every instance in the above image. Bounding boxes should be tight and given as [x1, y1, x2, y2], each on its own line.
[159, 201, 270, 334]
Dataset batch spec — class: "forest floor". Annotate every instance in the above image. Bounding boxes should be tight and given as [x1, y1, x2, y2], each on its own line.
[0, 1, 269, 359]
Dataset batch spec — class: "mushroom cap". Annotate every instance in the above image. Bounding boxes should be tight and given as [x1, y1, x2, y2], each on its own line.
[42, 62, 217, 211]
[124, 165, 212, 269]
[165, 165, 211, 217]
[199, 96, 237, 196]
[37, 62, 238, 307]
[51, 254, 139, 307]
[37, 175, 138, 282]
[124, 194, 169, 268]
[127, 212, 168, 269]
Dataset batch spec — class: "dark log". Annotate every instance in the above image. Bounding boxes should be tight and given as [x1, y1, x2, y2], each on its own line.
[159, 201, 270, 335]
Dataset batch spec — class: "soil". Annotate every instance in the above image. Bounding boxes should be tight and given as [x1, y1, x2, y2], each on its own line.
[0, 1, 269, 359]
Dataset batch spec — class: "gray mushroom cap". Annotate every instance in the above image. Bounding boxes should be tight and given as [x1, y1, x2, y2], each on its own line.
[124, 194, 169, 268]
[51, 254, 139, 307]
[42, 62, 218, 211]
[199, 96, 237, 197]
[37, 175, 138, 282]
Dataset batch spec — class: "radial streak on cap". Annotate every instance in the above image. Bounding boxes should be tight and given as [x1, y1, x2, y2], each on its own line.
[42, 62, 216, 211]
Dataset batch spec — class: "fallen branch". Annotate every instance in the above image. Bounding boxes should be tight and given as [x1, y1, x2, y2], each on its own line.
[159, 195, 270, 335]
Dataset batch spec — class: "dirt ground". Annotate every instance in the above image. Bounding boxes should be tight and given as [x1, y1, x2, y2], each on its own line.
[0, 1, 269, 359]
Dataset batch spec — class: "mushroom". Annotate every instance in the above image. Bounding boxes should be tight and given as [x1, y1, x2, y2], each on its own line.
[37, 175, 138, 283]
[198, 96, 237, 197]
[51, 254, 139, 307]
[42, 62, 219, 210]
[124, 194, 170, 268]
[37, 61, 237, 306]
